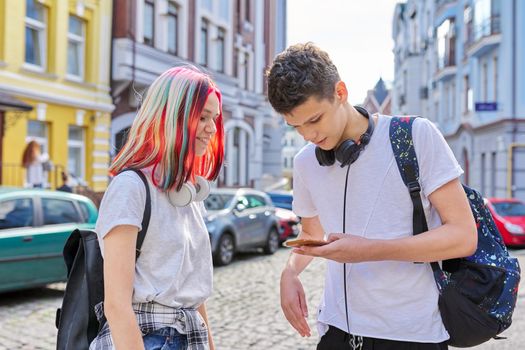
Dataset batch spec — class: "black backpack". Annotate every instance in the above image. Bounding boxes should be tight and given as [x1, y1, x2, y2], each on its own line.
[389, 117, 520, 347]
[55, 169, 151, 350]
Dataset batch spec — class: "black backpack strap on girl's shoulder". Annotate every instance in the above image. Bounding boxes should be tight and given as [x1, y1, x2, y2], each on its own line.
[120, 169, 151, 259]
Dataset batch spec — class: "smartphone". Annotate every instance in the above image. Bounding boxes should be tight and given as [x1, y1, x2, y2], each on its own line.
[284, 238, 328, 247]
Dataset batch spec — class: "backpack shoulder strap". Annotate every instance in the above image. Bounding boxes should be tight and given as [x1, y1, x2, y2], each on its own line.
[389, 116, 429, 236]
[120, 169, 151, 259]
[389, 116, 444, 276]
[389, 116, 420, 189]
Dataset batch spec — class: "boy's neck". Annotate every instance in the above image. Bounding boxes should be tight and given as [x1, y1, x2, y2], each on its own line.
[341, 105, 371, 144]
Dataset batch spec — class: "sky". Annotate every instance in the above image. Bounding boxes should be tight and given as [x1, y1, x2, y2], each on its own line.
[287, 0, 401, 105]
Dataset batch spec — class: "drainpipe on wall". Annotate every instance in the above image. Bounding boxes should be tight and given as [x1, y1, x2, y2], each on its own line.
[507, 144, 525, 198]
[509, 0, 518, 197]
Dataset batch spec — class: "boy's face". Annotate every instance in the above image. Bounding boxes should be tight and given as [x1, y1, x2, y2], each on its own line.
[284, 91, 348, 151]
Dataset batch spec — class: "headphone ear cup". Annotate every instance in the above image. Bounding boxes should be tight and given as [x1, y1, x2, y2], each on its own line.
[315, 147, 336, 166]
[168, 182, 196, 207]
[335, 140, 360, 167]
[194, 176, 211, 202]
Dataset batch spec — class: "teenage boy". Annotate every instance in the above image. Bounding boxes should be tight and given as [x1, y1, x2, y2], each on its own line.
[266, 43, 477, 350]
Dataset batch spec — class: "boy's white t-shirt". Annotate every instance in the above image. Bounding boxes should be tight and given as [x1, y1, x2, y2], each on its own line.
[95, 168, 212, 309]
[293, 115, 463, 343]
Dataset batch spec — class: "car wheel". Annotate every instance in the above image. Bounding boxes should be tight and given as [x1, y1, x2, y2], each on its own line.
[214, 233, 235, 266]
[263, 227, 280, 254]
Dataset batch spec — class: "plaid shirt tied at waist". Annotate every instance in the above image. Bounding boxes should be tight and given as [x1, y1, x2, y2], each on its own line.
[89, 301, 209, 350]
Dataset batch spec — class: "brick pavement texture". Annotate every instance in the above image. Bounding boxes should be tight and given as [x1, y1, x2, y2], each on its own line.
[0, 248, 524, 349]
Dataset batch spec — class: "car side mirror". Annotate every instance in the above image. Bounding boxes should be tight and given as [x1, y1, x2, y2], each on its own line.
[235, 203, 246, 213]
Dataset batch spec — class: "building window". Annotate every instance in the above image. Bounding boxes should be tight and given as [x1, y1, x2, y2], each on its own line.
[490, 151, 496, 196]
[493, 55, 498, 101]
[481, 152, 486, 195]
[464, 6, 473, 48]
[26, 120, 48, 154]
[244, 52, 249, 89]
[437, 18, 456, 69]
[115, 127, 130, 155]
[199, 20, 208, 66]
[217, 28, 225, 73]
[167, 2, 178, 55]
[25, 0, 47, 68]
[201, 0, 212, 11]
[219, 0, 229, 21]
[68, 125, 84, 181]
[443, 84, 449, 122]
[143, 0, 154, 46]
[410, 17, 418, 53]
[464, 75, 472, 113]
[451, 81, 456, 120]
[482, 61, 488, 101]
[232, 127, 240, 185]
[245, 0, 251, 22]
[474, 0, 501, 41]
[67, 16, 85, 79]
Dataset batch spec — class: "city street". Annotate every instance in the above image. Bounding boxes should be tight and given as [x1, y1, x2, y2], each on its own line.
[0, 248, 524, 350]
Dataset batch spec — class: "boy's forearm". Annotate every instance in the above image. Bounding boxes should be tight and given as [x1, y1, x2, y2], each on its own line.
[366, 222, 477, 263]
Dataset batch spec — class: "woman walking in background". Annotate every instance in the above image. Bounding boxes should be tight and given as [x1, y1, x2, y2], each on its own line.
[21, 140, 51, 188]
[89, 66, 224, 350]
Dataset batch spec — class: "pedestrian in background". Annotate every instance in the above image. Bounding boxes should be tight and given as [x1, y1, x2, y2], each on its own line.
[56, 171, 73, 193]
[89, 66, 224, 350]
[21, 140, 52, 188]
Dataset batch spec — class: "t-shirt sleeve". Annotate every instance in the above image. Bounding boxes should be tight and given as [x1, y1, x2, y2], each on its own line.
[95, 171, 147, 239]
[413, 118, 464, 197]
[292, 159, 318, 218]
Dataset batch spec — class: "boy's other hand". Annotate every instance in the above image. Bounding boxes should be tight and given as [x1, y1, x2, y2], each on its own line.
[280, 268, 311, 337]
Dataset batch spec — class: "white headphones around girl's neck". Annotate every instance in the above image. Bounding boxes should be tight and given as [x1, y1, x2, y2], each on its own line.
[167, 176, 210, 207]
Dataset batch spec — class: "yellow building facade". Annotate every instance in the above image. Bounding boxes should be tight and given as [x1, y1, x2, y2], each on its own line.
[0, 0, 113, 191]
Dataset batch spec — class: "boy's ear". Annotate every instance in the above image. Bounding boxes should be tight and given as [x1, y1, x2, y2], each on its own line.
[335, 81, 349, 103]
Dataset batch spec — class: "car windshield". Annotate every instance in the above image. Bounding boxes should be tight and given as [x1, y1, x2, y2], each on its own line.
[204, 194, 235, 210]
[492, 201, 525, 217]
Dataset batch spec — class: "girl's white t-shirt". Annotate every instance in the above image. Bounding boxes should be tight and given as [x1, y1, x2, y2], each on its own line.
[293, 115, 463, 343]
[95, 169, 213, 308]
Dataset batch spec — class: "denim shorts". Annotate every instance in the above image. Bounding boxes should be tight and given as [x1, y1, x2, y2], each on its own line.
[143, 327, 188, 350]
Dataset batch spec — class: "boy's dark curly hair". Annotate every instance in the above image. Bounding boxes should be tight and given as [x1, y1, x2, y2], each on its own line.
[266, 43, 340, 114]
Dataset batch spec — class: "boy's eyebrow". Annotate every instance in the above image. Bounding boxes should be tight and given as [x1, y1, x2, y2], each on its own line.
[287, 113, 322, 127]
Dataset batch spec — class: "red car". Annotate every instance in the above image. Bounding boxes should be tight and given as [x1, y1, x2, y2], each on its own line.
[485, 198, 525, 247]
[275, 207, 300, 242]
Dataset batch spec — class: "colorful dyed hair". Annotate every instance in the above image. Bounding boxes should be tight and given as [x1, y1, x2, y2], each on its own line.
[110, 66, 225, 191]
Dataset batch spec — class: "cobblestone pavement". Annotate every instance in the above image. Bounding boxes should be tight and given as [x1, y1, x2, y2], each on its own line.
[0, 248, 524, 349]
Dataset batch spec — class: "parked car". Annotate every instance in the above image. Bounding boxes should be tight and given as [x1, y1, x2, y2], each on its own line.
[204, 188, 280, 266]
[266, 191, 293, 210]
[0, 187, 98, 293]
[484, 198, 525, 248]
[275, 207, 300, 242]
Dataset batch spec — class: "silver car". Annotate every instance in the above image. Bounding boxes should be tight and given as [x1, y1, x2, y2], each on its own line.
[204, 188, 280, 266]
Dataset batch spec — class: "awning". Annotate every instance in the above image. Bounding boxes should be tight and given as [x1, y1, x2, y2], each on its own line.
[0, 92, 32, 111]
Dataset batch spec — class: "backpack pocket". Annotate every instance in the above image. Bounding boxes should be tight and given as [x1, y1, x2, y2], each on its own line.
[439, 285, 500, 347]
[449, 260, 505, 312]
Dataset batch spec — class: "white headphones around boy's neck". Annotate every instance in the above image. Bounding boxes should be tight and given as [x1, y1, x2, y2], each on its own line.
[167, 176, 210, 207]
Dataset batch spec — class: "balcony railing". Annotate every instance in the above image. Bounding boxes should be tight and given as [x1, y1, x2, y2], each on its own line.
[0, 162, 65, 189]
[438, 37, 456, 70]
[465, 16, 501, 49]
